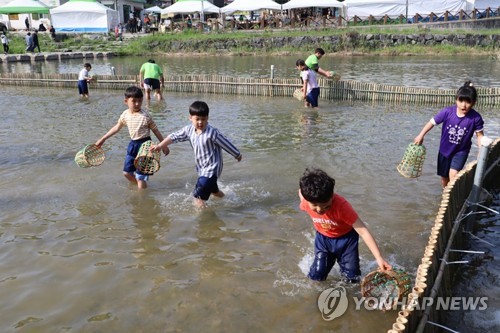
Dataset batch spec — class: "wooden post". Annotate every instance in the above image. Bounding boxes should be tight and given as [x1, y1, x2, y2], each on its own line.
[369, 15, 373, 25]
[444, 11, 449, 21]
[383, 14, 388, 25]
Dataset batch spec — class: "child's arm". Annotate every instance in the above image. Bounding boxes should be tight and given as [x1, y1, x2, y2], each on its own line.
[95, 122, 122, 147]
[302, 78, 308, 99]
[414, 121, 434, 145]
[318, 68, 332, 78]
[150, 135, 173, 152]
[151, 128, 170, 156]
[353, 218, 392, 271]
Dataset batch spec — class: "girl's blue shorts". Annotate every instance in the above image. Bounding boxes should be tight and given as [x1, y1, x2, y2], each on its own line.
[78, 80, 88, 95]
[306, 87, 320, 108]
[437, 152, 468, 178]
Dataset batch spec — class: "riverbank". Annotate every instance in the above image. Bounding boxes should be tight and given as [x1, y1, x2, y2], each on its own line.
[2, 25, 499, 58]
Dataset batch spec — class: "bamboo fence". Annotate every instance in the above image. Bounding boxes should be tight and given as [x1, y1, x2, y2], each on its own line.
[388, 138, 500, 333]
[1, 73, 500, 107]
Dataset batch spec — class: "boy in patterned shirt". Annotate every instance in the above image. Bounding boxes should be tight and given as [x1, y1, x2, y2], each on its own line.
[95, 86, 169, 189]
[151, 101, 242, 208]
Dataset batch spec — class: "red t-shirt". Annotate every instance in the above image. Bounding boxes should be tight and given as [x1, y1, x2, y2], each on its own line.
[300, 194, 359, 238]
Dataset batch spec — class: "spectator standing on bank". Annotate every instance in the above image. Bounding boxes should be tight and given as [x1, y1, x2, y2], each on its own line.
[32, 30, 41, 53]
[25, 32, 34, 53]
[25, 17, 30, 30]
[1, 32, 9, 54]
[49, 25, 56, 40]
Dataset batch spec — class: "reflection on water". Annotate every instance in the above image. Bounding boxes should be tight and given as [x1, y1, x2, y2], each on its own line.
[0, 57, 499, 332]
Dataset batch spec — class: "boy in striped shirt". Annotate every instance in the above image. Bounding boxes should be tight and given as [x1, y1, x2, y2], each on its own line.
[95, 86, 169, 189]
[151, 101, 242, 208]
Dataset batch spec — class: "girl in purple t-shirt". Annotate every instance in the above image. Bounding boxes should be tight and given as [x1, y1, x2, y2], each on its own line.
[414, 81, 484, 188]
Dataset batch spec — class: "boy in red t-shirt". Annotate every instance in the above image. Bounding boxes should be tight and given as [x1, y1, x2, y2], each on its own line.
[299, 168, 392, 282]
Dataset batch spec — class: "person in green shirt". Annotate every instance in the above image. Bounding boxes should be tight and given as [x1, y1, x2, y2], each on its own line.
[139, 59, 165, 102]
[305, 47, 333, 78]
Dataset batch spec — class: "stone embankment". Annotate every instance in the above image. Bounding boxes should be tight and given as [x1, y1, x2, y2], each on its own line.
[0, 51, 117, 64]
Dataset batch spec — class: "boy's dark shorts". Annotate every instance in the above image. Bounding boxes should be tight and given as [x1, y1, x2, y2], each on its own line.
[78, 80, 88, 95]
[437, 152, 468, 178]
[193, 175, 219, 201]
[308, 228, 361, 282]
[123, 136, 151, 180]
[144, 78, 160, 90]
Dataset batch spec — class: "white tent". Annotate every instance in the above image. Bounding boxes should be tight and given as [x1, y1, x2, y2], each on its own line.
[467, 0, 499, 10]
[145, 6, 163, 14]
[282, 0, 345, 10]
[0, 0, 50, 14]
[345, 0, 470, 19]
[161, 0, 221, 15]
[50, 0, 119, 33]
[344, 0, 407, 19]
[407, 0, 468, 16]
[220, 0, 282, 14]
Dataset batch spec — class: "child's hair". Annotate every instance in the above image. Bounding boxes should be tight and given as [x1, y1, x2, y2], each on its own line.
[84, 62, 91, 69]
[456, 81, 477, 104]
[296, 59, 309, 70]
[148, 59, 155, 63]
[124, 86, 143, 99]
[299, 168, 335, 203]
[315, 48, 326, 56]
[189, 101, 209, 117]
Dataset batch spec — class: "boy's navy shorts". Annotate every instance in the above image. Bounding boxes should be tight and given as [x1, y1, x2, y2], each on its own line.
[306, 87, 320, 107]
[193, 175, 219, 201]
[78, 80, 88, 95]
[144, 78, 160, 90]
[437, 152, 468, 178]
[124, 136, 151, 181]
[308, 228, 361, 282]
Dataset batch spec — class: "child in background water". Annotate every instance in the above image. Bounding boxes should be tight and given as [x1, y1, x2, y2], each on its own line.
[296, 59, 320, 109]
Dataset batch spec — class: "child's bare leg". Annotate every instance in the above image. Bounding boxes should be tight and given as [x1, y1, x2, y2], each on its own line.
[124, 172, 137, 184]
[137, 180, 147, 189]
[213, 190, 224, 198]
[193, 197, 207, 208]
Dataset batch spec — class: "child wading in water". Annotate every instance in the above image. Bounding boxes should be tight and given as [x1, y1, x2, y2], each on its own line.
[299, 168, 392, 282]
[414, 81, 484, 188]
[95, 86, 169, 189]
[296, 59, 320, 109]
[151, 101, 242, 208]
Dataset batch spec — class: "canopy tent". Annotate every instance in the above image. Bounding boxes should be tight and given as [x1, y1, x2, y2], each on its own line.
[471, 0, 500, 10]
[50, 0, 119, 33]
[344, 0, 407, 19]
[407, 0, 468, 16]
[160, 0, 221, 15]
[220, 0, 282, 14]
[345, 0, 469, 19]
[282, 0, 345, 10]
[145, 6, 163, 14]
[0, 0, 50, 14]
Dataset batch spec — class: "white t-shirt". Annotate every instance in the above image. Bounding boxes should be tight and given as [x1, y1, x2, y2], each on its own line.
[300, 69, 319, 94]
[78, 68, 89, 81]
[1, 34, 8, 45]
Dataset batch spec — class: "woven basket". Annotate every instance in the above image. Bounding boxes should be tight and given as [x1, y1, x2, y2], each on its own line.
[293, 88, 304, 101]
[361, 269, 412, 311]
[91, 74, 98, 83]
[75, 144, 105, 168]
[134, 140, 160, 175]
[329, 71, 341, 82]
[397, 143, 426, 178]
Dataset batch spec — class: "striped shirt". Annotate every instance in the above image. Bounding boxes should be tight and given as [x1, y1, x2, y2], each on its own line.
[119, 109, 158, 140]
[169, 124, 241, 178]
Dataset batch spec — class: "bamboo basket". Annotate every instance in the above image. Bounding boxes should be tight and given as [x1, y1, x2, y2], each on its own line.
[134, 140, 160, 175]
[75, 144, 105, 168]
[361, 269, 412, 311]
[293, 88, 304, 101]
[397, 143, 426, 178]
[329, 71, 341, 82]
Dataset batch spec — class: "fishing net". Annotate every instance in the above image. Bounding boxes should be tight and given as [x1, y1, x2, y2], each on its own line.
[134, 140, 161, 175]
[75, 144, 105, 168]
[361, 269, 412, 311]
[397, 143, 426, 178]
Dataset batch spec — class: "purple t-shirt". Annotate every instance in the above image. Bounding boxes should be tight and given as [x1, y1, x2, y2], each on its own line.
[432, 105, 484, 158]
